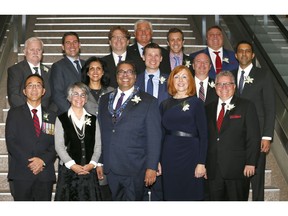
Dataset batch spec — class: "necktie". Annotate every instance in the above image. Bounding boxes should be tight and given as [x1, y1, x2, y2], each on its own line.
[213, 51, 222, 74]
[118, 56, 122, 64]
[115, 92, 125, 110]
[147, 74, 154, 96]
[74, 60, 81, 73]
[217, 103, 226, 132]
[199, 81, 205, 102]
[32, 109, 41, 137]
[174, 56, 180, 68]
[33, 67, 39, 74]
[238, 70, 245, 94]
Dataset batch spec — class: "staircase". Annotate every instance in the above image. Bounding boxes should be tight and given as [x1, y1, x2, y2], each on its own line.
[0, 15, 284, 201]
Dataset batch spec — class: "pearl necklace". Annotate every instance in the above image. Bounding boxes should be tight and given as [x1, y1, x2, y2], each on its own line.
[71, 118, 86, 140]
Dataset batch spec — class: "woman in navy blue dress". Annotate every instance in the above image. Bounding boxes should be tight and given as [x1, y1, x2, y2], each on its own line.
[160, 65, 208, 201]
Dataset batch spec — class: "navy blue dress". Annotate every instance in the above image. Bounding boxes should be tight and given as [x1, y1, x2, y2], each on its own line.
[160, 96, 208, 201]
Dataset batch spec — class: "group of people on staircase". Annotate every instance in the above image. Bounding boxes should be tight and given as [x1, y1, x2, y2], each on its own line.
[5, 19, 275, 201]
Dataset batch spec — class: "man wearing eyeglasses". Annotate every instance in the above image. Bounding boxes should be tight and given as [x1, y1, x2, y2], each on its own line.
[205, 71, 260, 201]
[6, 74, 57, 201]
[97, 61, 162, 201]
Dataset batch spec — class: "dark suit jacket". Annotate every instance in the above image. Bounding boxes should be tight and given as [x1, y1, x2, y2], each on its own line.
[5, 104, 57, 182]
[50, 56, 85, 115]
[98, 88, 162, 176]
[190, 47, 239, 79]
[101, 52, 134, 88]
[127, 43, 171, 75]
[7, 60, 52, 108]
[232, 66, 275, 138]
[205, 96, 260, 180]
[135, 72, 170, 105]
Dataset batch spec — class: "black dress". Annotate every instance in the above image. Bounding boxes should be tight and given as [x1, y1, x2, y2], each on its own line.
[160, 96, 208, 201]
[55, 113, 102, 201]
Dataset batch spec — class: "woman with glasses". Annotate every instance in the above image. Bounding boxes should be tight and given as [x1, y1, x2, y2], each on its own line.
[54, 82, 102, 201]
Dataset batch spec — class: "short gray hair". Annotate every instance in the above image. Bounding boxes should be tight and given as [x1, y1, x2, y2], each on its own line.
[215, 71, 235, 84]
[134, 19, 153, 33]
[67, 82, 90, 102]
[24, 37, 44, 50]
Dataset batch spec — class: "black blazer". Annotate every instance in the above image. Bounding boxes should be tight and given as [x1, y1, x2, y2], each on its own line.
[5, 104, 57, 182]
[7, 60, 52, 109]
[205, 96, 261, 180]
[50, 56, 85, 115]
[127, 43, 171, 74]
[232, 66, 275, 138]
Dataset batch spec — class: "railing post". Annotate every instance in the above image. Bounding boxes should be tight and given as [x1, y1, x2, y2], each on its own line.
[201, 16, 206, 45]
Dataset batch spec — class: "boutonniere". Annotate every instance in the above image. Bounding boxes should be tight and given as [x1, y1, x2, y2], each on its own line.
[159, 76, 166, 84]
[43, 112, 49, 122]
[226, 104, 235, 111]
[244, 76, 254, 84]
[131, 95, 141, 104]
[184, 60, 191, 68]
[223, 57, 229, 63]
[43, 66, 49, 73]
[182, 101, 190, 112]
[84, 117, 91, 126]
[208, 81, 215, 88]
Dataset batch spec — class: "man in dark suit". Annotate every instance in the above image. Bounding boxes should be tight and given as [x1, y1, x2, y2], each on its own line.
[205, 71, 260, 201]
[167, 27, 193, 72]
[190, 25, 238, 79]
[50, 32, 85, 115]
[135, 42, 170, 106]
[97, 61, 162, 201]
[233, 40, 275, 201]
[193, 53, 218, 105]
[5, 74, 57, 201]
[127, 19, 170, 74]
[7, 37, 52, 110]
[102, 26, 133, 88]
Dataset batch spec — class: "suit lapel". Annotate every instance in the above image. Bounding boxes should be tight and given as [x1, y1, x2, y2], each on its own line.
[220, 96, 237, 133]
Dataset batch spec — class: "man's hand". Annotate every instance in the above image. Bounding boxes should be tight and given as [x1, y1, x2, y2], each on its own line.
[27, 157, 45, 175]
[144, 169, 157, 187]
[243, 165, 255, 177]
[261, 139, 271, 153]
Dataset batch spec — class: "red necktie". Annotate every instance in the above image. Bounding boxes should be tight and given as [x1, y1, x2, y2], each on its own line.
[217, 103, 226, 132]
[32, 109, 41, 137]
[214, 51, 222, 74]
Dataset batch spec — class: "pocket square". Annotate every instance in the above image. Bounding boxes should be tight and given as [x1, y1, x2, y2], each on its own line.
[230, 115, 241, 119]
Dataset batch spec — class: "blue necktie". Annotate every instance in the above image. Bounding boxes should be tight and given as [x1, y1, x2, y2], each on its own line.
[74, 60, 81, 73]
[238, 70, 245, 94]
[174, 56, 180, 68]
[147, 74, 154, 96]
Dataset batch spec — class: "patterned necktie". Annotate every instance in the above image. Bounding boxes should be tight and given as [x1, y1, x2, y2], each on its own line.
[33, 67, 39, 75]
[217, 103, 226, 132]
[32, 109, 41, 137]
[199, 81, 205, 102]
[118, 56, 122, 64]
[115, 92, 125, 110]
[174, 56, 180, 68]
[238, 70, 245, 94]
[147, 74, 154, 96]
[74, 60, 81, 73]
[213, 51, 222, 74]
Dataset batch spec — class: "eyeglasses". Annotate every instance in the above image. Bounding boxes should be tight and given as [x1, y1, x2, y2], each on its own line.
[215, 82, 235, 88]
[71, 92, 86, 98]
[117, 69, 134, 76]
[26, 83, 43, 89]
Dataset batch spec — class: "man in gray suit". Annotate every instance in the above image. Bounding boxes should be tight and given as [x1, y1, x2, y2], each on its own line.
[50, 32, 85, 115]
[7, 37, 52, 109]
[97, 61, 162, 201]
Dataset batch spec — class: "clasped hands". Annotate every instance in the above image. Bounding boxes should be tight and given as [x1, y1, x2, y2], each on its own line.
[71, 163, 94, 175]
[28, 157, 45, 175]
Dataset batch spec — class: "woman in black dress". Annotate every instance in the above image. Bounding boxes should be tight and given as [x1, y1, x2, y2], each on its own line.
[160, 65, 208, 201]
